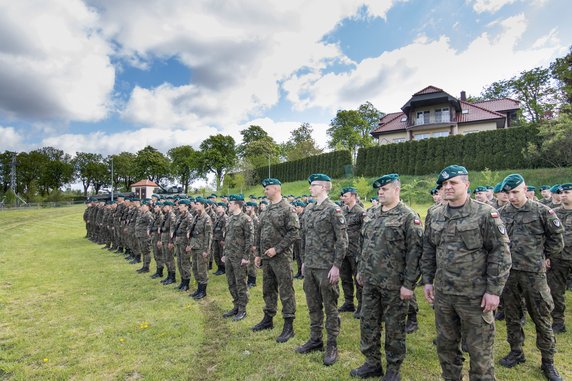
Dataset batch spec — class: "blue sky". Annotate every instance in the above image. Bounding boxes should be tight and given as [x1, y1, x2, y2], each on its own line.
[0, 0, 570, 156]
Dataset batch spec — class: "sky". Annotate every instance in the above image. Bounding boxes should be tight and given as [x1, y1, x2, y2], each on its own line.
[0, 0, 571, 157]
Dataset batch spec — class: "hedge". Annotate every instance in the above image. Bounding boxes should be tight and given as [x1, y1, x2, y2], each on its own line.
[355, 125, 542, 176]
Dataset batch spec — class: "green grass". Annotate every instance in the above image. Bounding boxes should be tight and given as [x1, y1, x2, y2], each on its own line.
[1, 205, 571, 380]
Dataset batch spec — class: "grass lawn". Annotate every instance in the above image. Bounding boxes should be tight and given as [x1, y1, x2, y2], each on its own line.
[0, 205, 571, 380]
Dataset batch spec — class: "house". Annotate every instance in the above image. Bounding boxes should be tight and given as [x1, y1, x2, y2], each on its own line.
[130, 179, 160, 199]
[370, 85, 520, 145]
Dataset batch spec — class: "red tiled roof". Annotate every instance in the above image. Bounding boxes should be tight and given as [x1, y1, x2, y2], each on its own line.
[371, 112, 407, 134]
[456, 100, 505, 123]
[131, 179, 159, 187]
[413, 85, 444, 96]
[472, 98, 520, 112]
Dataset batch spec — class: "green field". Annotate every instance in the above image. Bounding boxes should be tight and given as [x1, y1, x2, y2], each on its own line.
[1, 205, 571, 380]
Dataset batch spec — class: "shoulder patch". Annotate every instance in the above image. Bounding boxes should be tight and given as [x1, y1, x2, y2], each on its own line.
[490, 212, 499, 218]
[553, 219, 561, 227]
[414, 219, 421, 225]
[335, 208, 342, 213]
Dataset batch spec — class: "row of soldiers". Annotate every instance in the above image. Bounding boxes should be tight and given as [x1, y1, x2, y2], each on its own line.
[83, 169, 571, 380]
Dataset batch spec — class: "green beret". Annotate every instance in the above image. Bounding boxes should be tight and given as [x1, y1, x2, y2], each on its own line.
[166, 195, 174, 200]
[308, 198, 316, 203]
[501, 174, 525, 192]
[373, 173, 399, 189]
[229, 194, 244, 202]
[527, 186, 536, 192]
[245, 201, 258, 207]
[178, 199, 190, 205]
[187, 196, 195, 202]
[151, 194, 161, 199]
[486, 186, 494, 190]
[370, 196, 378, 202]
[116, 193, 125, 198]
[436, 165, 468, 185]
[430, 187, 438, 195]
[207, 195, 216, 199]
[261, 178, 282, 187]
[249, 194, 257, 199]
[560, 183, 572, 191]
[216, 202, 227, 207]
[163, 201, 175, 206]
[308, 173, 331, 184]
[260, 200, 269, 205]
[493, 182, 503, 193]
[194, 197, 208, 205]
[540, 185, 551, 191]
[550, 184, 561, 193]
[155, 201, 163, 206]
[474, 186, 488, 193]
[131, 197, 141, 202]
[293, 201, 307, 207]
[341, 187, 357, 195]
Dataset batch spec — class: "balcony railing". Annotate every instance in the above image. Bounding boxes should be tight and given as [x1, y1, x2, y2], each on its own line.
[414, 115, 451, 125]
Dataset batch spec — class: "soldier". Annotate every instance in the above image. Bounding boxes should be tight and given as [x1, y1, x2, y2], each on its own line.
[367, 197, 379, 214]
[252, 178, 299, 344]
[338, 187, 365, 319]
[350, 174, 423, 380]
[473, 186, 489, 203]
[134, 202, 154, 273]
[491, 182, 509, 210]
[212, 202, 228, 276]
[188, 197, 213, 300]
[159, 201, 177, 285]
[295, 173, 348, 366]
[221, 194, 254, 321]
[526, 185, 537, 200]
[540, 185, 553, 206]
[173, 199, 192, 291]
[548, 184, 562, 209]
[498, 174, 564, 381]
[292, 201, 306, 280]
[245, 201, 260, 288]
[127, 199, 141, 264]
[421, 165, 511, 381]
[149, 202, 164, 279]
[550, 184, 572, 333]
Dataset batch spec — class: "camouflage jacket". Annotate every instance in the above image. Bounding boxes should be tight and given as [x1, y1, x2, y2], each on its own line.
[161, 210, 176, 236]
[213, 212, 227, 241]
[173, 210, 191, 243]
[554, 206, 572, 261]
[256, 197, 299, 260]
[149, 210, 163, 235]
[539, 198, 552, 206]
[499, 200, 564, 272]
[135, 210, 154, 237]
[224, 212, 254, 260]
[303, 197, 348, 270]
[189, 212, 212, 252]
[421, 198, 511, 297]
[344, 203, 365, 257]
[359, 201, 423, 290]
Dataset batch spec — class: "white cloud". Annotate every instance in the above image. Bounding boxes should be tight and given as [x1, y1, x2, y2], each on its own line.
[471, 0, 517, 13]
[0, 0, 115, 121]
[0, 126, 24, 151]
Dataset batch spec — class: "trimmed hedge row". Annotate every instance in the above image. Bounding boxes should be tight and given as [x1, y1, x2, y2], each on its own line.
[356, 125, 541, 176]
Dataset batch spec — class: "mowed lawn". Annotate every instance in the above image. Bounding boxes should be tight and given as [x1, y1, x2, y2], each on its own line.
[0, 205, 571, 381]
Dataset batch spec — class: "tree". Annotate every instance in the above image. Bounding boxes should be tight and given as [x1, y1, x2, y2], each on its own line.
[357, 101, 384, 147]
[168, 145, 201, 193]
[281, 123, 323, 161]
[238, 125, 280, 168]
[110, 152, 137, 191]
[134, 146, 171, 186]
[511, 67, 557, 123]
[72, 152, 104, 196]
[527, 113, 572, 167]
[550, 46, 572, 114]
[327, 109, 367, 163]
[199, 134, 237, 191]
[0, 151, 16, 194]
[91, 158, 110, 194]
[32, 147, 74, 196]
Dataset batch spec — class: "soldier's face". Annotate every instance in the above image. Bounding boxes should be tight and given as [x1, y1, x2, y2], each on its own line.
[432, 194, 441, 203]
[495, 192, 509, 203]
[264, 185, 280, 201]
[441, 177, 469, 203]
[377, 184, 399, 205]
[309, 182, 325, 197]
[552, 193, 561, 203]
[340, 192, 355, 206]
[507, 184, 527, 207]
[561, 190, 571, 206]
[526, 191, 535, 199]
[541, 190, 551, 199]
[475, 192, 488, 202]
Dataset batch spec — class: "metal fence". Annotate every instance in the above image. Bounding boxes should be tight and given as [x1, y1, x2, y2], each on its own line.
[0, 200, 86, 211]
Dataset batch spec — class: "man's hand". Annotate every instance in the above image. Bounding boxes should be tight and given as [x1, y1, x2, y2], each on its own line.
[301, 263, 305, 277]
[400, 286, 414, 301]
[168, 242, 174, 250]
[327, 265, 340, 284]
[255, 256, 261, 268]
[545, 258, 551, 269]
[424, 284, 435, 304]
[264, 247, 277, 258]
[185, 245, 191, 253]
[156, 241, 162, 248]
[202, 251, 208, 258]
[241, 258, 249, 266]
[221, 255, 226, 263]
[481, 293, 500, 313]
[356, 272, 363, 286]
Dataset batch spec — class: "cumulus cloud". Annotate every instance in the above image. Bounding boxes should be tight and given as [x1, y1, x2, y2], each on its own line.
[471, 0, 517, 13]
[0, 1, 115, 121]
[0, 126, 24, 151]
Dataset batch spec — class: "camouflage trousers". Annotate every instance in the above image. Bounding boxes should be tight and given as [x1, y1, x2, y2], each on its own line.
[212, 240, 224, 270]
[408, 292, 419, 316]
[434, 291, 496, 381]
[150, 234, 163, 269]
[547, 258, 572, 326]
[136, 235, 151, 266]
[248, 250, 257, 278]
[261, 254, 296, 319]
[226, 256, 249, 312]
[293, 239, 303, 274]
[191, 249, 209, 285]
[340, 254, 362, 307]
[503, 270, 555, 360]
[161, 233, 175, 273]
[360, 283, 408, 370]
[303, 267, 340, 342]
[175, 240, 191, 281]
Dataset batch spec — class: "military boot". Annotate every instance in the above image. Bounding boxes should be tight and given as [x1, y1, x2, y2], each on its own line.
[247, 275, 257, 288]
[213, 265, 225, 275]
[232, 310, 247, 321]
[193, 283, 207, 300]
[350, 362, 383, 378]
[276, 318, 295, 343]
[499, 350, 526, 368]
[223, 307, 238, 318]
[495, 309, 505, 321]
[129, 255, 141, 264]
[251, 313, 273, 331]
[150, 267, 164, 279]
[136, 265, 150, 273]
[382, 367, 401, 381]
[323, 339, 338, 366]
[405, 313, 418, 334]
[541, 360, 562, 381]
[162, 272, 176, 285]
[338, 302, 355, 312]
[179, 279, 190, 291]
[295, 338, 323, 354]
[552, 322, 566, 334]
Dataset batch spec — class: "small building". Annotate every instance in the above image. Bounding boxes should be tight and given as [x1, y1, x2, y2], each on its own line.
[130, 179, 159, 200]
[371, 85, 520, 145]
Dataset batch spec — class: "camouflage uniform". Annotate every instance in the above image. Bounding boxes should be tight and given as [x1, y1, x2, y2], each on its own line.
[160, 209, 177, 277]
[422, 198, 511, 381]
[173, 210, 192, 281]
[499, 200, 564, 361]
[135, 208, 154, 268]
[212, 212, 227, 273]
[549, 206, 572, 329]
[248, 212, 260, 281]
[189, 211, 213, 286]
[149, 208, 164, 273]
[224, 211, 254, 313]
[257, 198, 299, 319]
[358, 201, 423, 373]
[302, 198, 348, 343]
[340, 203, 365, 310]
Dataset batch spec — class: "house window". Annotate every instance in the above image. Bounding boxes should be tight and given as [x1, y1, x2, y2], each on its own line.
[435, 108, 450, 123]
[416, 111, 430, 125]
[432, 131, 449, 137]
[393, 137, 406, 143]
[414, 133, 429, 140]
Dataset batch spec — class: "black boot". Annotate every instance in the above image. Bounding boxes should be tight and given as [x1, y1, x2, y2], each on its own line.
[162, 272, 176, 285]
[350, 362, 383, 378]
[247, 275, 257, 288]
[213, 265, 225, 275]
[323, 339, 338, 366]
[495, 309, 505, 321]
[541, 359, 562, 381]
[150, 267, 164, 279]
[276, 318, 295, 343]
[404, 313, 418, 334]
[179, 279, 190, 291]
[136, 265, 150, 273]
[382, 367, 401, 381]
[223, 307, 238, 318]
[499, 350, 526, 368]
[295, 338, 323, 354]
[251, 313, 273, 331]
[129, 255, 141, 264]
[338, 301, 355, 312]
[552, 322, 567, 334]
[193, 283, 207, 299]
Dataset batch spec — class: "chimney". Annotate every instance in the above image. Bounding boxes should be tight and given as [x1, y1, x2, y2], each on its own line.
[460, 91, 466, 101]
